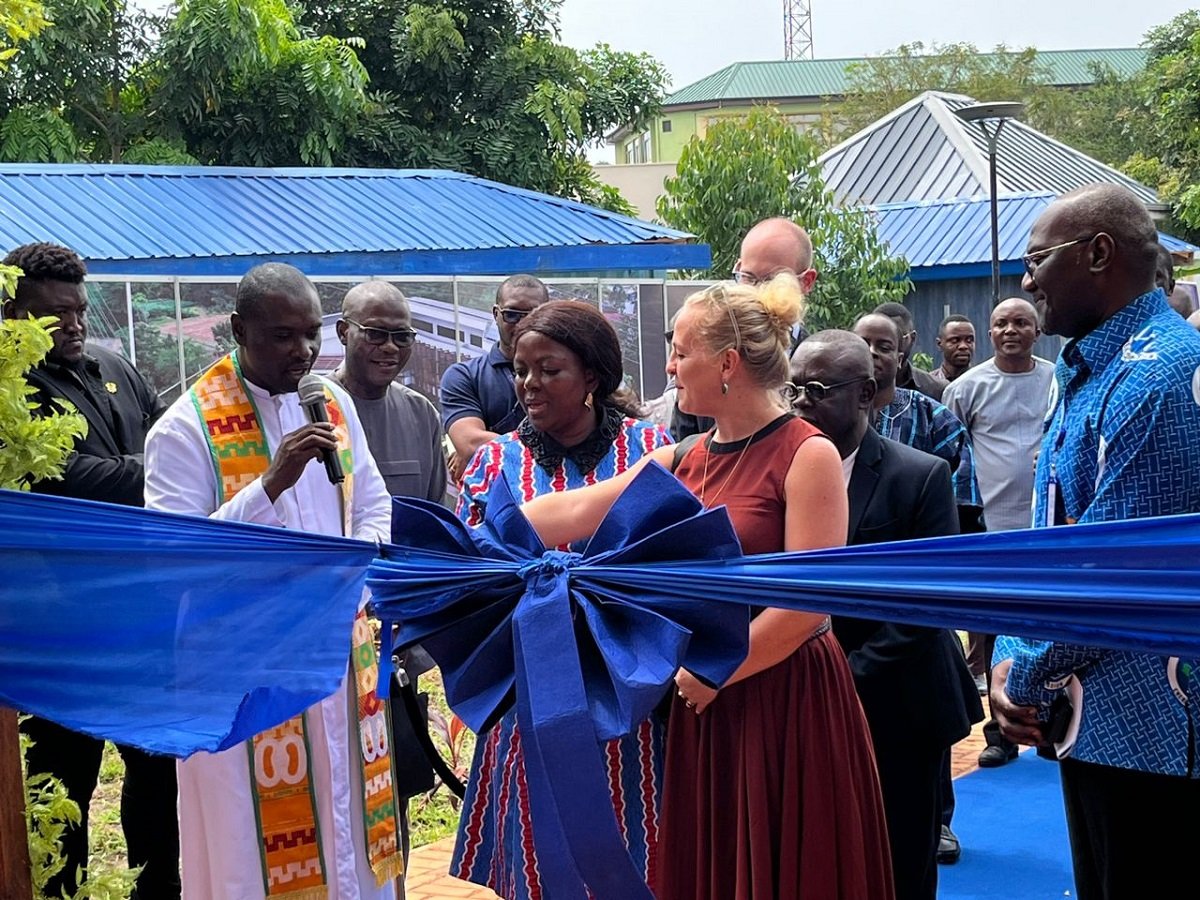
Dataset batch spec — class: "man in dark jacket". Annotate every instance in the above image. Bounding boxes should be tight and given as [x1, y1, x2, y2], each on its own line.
[790, 330, 983, 900]
[4, 242, 178, 898]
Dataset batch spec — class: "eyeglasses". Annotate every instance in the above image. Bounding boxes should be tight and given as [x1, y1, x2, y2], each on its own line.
[1022, 236, 1097, 276]
[731, 267, 792, 286]
[343, 318, 418, 347]
[782, 377, 870, 404]
[497, 308, 533, 325]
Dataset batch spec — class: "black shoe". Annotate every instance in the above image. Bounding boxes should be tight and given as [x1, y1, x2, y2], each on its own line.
[977, 743, 1019, 767]
[937, 824, 960, 865]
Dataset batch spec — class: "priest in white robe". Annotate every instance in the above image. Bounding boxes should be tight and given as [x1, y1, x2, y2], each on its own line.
[146, 263, 397, 900]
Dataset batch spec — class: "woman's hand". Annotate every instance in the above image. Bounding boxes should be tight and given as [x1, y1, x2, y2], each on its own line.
[674, 668, 718, 715]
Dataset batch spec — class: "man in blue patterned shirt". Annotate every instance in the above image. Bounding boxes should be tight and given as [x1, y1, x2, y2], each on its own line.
[853, 313, 985, 535]
[991, 184, 1200, 899]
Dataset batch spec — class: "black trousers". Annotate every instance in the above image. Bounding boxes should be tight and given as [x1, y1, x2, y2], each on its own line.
[873, 736, 945, 900]
[21, 716, 180, 900]
[1060, 757, 1200, 900]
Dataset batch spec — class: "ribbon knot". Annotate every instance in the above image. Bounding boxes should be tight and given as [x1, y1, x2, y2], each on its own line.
[517, 550, 582, 581]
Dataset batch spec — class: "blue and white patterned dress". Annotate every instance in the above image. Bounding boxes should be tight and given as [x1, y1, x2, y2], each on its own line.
[449, 415, 672, 899]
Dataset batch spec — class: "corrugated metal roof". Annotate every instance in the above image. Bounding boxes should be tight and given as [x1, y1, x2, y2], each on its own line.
[0, 164, 708, 275]
[867, 192, 1198, 277]
[664, 48, 1147, 105]
[819, 91, 1157, 207]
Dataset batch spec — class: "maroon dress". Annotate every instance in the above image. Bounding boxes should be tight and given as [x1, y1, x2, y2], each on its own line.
[656, 414, 895, 900]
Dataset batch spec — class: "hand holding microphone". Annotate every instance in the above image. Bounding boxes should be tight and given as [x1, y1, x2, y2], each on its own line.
[297, 374, 345, 485]
[260, 375, 343, 502]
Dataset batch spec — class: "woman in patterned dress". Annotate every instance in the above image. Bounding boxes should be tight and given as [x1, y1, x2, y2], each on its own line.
[449, 299, 671, 899]
[523, 276, 895, 899]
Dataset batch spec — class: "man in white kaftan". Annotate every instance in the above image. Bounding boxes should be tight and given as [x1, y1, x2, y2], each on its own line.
[145, 263, 396, 900]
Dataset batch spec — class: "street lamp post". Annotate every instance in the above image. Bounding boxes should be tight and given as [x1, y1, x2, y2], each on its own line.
[953, 102, 1026, 306]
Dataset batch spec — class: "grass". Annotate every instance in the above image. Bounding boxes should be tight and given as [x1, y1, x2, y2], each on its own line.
[87, 668, 470, 881]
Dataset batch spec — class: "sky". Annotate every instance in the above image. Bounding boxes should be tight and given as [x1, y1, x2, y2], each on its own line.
[559, 0, 1196, 94]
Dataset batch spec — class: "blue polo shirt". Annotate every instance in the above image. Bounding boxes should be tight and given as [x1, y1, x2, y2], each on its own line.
[439, 344, 525, 435]
[997, 288, 1200, 776]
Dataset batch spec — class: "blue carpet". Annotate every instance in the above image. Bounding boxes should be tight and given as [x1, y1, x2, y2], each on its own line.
[939, 750, 1076, 899]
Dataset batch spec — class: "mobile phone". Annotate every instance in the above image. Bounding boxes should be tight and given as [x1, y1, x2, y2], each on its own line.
[1044, 692, 1073, 744]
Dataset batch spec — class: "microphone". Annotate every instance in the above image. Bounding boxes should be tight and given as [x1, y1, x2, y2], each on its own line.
[297, 373, 344, 485]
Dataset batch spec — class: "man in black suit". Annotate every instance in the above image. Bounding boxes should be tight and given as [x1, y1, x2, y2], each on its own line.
[4, 242, 178, 898]
[790, 330, 983, 900]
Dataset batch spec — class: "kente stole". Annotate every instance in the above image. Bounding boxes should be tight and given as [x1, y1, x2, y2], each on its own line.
[189, 352, 404, 898]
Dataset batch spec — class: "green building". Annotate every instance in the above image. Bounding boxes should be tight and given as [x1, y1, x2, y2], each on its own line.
[610, 48, 1148, 166]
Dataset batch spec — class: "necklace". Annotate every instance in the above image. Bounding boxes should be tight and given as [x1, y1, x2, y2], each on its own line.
[699, 432, 755, 505]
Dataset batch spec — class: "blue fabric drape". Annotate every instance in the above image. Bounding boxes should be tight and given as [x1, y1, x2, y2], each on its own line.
[0, 489, 375, 757]
[5, 462, 1200, 894]
[368, 463, 1200, 898]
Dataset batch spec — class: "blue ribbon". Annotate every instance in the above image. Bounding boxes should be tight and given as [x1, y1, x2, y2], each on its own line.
[368, 463, 748, 899]
[0, 488, 374, 757]
[369, 463, 1200, 895]
[6, 463, 1200, 891]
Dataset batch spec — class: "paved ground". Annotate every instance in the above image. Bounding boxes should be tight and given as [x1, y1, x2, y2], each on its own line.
[405, 701, 995, 900]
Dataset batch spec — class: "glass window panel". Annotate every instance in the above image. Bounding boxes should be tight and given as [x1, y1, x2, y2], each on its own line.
[599, 282, 643, 399]
[84, 281, 131, 359]
[129, 282, 185, 404]
[178, 282, 238, 388]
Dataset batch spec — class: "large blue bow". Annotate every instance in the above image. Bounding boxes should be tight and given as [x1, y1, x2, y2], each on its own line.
[367, 463, 748, 899]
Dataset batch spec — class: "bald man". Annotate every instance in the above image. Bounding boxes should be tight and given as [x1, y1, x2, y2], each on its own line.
[332, 282, 447, 503]
[992, 184, 1200, 899]
[791, 331, 980, 900]
[671, 217, 817, 440]
[732, 217, 818, 293]
[943, 297, 1054, 769]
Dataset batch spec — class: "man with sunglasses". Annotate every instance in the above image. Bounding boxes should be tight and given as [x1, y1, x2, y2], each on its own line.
[991, 184, 1200, 899]
[790, 330, 981, 900]
[332, 281, 446, 503]
[440, 275, 549, 477]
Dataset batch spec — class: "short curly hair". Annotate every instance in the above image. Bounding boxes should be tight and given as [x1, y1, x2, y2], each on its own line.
[2, 242, 87, 305]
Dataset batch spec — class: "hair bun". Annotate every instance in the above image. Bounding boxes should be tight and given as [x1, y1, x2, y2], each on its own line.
[756, 272, 806, 330]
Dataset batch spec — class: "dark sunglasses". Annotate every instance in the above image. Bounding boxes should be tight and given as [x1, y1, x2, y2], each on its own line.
[783, 376, 870, 403]
[343, 317, 418, 347]
[497, 308, 532, 325]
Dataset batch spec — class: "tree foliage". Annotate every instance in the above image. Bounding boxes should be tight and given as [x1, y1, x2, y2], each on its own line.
[0, 0, 46, 68]
[1132, 11, 1200, 237]
[830, 41, 1154, 172]
[657, 106, 911, 330]
[0, 0, 665, 209]
[300, 0, 667, 208]
[0, 292, 86, 491]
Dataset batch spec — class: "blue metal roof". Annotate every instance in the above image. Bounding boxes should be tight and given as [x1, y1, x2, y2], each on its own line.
[0, 164, 709, 275]
[867, 192, 1200, 282]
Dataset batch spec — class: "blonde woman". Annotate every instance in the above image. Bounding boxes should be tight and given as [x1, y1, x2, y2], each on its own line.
[522, 275, 894, 899]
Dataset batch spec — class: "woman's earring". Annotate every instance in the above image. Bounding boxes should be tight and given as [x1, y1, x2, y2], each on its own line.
[721, 382, 729, 395]
[584, 391, 594, 409]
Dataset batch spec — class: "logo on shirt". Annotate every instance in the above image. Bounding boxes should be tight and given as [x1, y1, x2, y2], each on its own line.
[104, 381, 118, 394]
[1192, 366, 1200, 407]
[1121, 329, 1159, 362]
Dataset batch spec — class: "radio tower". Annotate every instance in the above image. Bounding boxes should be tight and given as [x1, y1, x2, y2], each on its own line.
[783, 0, 814, 60]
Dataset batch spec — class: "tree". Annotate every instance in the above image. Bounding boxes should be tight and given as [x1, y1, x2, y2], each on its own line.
[0, 0, 46, 66]
[833, 42, 1050, 141]
[301, 0, 667, 209]
[1131, 12, 1200, 237]
[0, 0, 163, 162]
[829, 42, 1153, 172]
[150, 0, 371, 167]
[657, 106, 911, 330]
